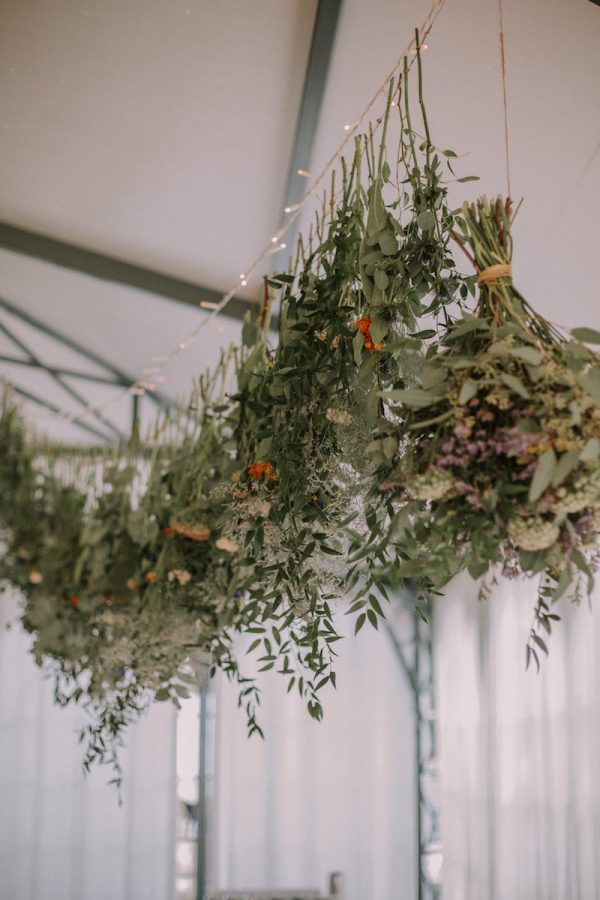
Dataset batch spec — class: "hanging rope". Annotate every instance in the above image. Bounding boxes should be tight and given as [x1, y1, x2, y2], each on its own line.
[498, 0, 512, 199]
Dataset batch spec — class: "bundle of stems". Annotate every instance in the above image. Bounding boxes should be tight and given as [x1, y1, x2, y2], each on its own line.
[453, 195, 564, 345]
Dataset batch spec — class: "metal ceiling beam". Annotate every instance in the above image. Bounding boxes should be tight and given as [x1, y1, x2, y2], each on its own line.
[0, 295, 171, 410]
[276, 0, 344, 252]
[0, 221, 254, 323]
[0, 0, 343, 399]
[0, 353, 125, 386]
[10, 384, 114, 444]
[0, 316, 125, 441]
[0, 2, 343, 327]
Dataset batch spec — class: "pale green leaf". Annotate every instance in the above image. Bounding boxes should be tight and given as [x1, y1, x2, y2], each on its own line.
[571, 327, 600, 344]
[510, 346, 543, 366]
[458, 380, 478, 405]
[580, 368, 600, 403]
[500, 373, 530, 399]
[416, 210, 436, 231]
[580, 437, 600, 462]
[529, 448, 557, 503]
[552, 449, 580, 487]
[378, 231, 399, 256]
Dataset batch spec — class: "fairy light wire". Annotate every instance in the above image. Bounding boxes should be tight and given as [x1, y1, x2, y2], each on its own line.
[34, 0, 448, 432]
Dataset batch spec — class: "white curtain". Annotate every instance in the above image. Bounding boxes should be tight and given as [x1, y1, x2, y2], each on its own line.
[211, 609, 419, 900]
[0, 591, 178, 900]
[436, 571, 600, 900]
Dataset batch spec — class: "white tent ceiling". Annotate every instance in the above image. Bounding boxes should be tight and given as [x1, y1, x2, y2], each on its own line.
[1, 0, 599, 443]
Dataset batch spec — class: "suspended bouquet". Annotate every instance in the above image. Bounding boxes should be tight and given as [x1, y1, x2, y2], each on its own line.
[379, 196, 600, 661]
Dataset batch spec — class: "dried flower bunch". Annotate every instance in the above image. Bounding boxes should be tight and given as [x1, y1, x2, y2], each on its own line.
[376, 197, 600, 665]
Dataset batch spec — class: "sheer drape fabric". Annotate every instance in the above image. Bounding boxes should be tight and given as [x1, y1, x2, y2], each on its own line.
[0, 592, 177, 900]
[436, 572, 600, 900]
[211, 612, 418, 900]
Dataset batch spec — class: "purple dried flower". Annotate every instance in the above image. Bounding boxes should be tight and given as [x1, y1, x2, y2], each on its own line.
[454, 481, 472, 494]
[378, 480, 403, 492]
[454, 422, 472, 439]
[466, 493, 485, 510]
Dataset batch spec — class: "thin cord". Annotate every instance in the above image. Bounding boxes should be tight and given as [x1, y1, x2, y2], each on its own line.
[498, 0, 512, 198]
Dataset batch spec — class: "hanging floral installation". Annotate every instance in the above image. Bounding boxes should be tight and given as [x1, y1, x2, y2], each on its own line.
[1, 40, 599, 781]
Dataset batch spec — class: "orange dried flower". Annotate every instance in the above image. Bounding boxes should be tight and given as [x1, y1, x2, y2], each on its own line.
[170, 521, 211, 541]
[354, 316, 383, 352]
[355, 316, 372, 335]
[145, 571, 158, 582]
[248, 461, 278, 482]
[70, 595, 79, 607]
[161, 526, 174, 536]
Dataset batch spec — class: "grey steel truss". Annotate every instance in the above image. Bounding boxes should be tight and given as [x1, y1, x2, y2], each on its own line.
[385, 585, 441, 900]
[0, 295, 172, 442]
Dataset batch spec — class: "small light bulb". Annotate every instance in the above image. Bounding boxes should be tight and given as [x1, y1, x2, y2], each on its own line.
[199, 300, 219, 310]
[297, 168, 312, 178]
[179, 342, 188, 350]
[344, 120, 359, 132]
[240, 278, 248, 287]
[279, 242, 286, 250]
[284, 203, 301, 213]
[271, 236, 278, 244]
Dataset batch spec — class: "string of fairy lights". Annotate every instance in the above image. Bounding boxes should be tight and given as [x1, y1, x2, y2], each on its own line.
[30, 0, 447, 436]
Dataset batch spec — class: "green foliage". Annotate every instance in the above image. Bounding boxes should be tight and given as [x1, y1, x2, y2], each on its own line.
[1, 53, 597, 783]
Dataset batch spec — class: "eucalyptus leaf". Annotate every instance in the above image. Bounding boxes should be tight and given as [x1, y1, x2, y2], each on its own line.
[378, 231, 399, 256]
[579, 368, 600, 403]
[458, 380, 478, 405]
[551, 449, 580, 487]
[374, 268, 389, 290]
[383, 388, 438, 408]
[366, 178, 387, 238]
[529, 449, 557, 503]
[500, 373, 530, 399]
[416, 210, 436, 231]
[580, 437, 600, 462]
[510, 346, 543, 366]
[571, 327, 600, 344]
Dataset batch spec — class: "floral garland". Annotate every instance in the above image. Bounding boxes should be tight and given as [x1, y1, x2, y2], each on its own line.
[1, 54, 598, 777]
